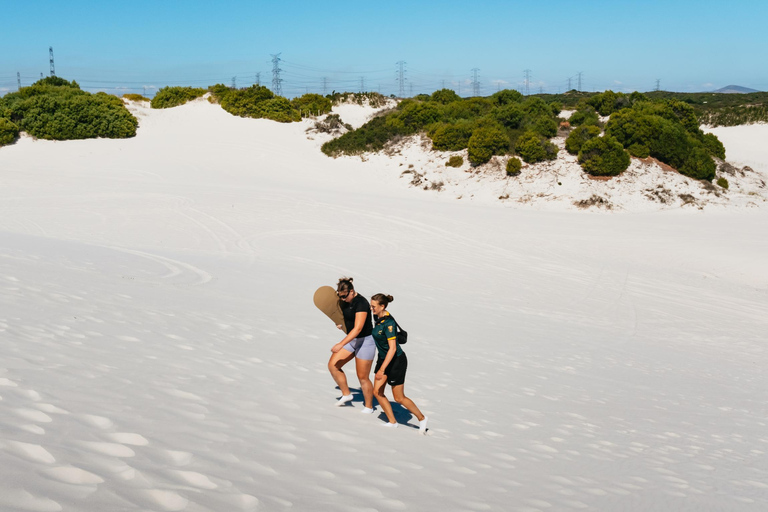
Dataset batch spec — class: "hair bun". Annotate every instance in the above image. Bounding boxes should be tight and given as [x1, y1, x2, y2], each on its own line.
[386, 295, 394, 303]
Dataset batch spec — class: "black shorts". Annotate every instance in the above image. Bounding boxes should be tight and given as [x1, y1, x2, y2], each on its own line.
[375, 353, 408, 387]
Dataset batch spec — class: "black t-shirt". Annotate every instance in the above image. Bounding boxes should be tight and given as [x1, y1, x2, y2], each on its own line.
[341, 294, 373, 338]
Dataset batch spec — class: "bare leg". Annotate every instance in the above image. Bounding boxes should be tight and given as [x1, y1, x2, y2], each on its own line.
[355, 358, 374, 409]
[374, 376, 396, 424]
[391, 385, 424, 421]
[328, 350, 355, 396]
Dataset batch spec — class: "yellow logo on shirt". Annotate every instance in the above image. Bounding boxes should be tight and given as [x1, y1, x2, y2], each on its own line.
[388, 326, 393, 332]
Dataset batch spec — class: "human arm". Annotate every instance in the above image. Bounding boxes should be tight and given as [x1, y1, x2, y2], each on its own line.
[331, 311, 367, 353]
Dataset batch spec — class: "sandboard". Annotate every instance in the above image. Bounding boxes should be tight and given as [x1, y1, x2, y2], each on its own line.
[313, 286, 347, 333]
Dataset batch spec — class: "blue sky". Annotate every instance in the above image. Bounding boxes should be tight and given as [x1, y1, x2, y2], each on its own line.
[2, 0, 766, 97]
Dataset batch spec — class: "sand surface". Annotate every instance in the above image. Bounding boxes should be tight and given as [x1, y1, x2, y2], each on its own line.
[0, 99, 766, 511]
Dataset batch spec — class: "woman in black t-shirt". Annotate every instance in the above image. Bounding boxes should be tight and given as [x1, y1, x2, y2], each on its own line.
[327, 277, 376, 412]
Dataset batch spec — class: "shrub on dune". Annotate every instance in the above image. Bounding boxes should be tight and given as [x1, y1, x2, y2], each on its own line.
[219, 85, 274, 117]
[446, 155, 464, 167]
[679, 147, 716, 181]
[430, 88, 461, 104]
[0, 117, 20, 145]
[700, 132, 726, 160]
[467, 125, 510, 165]
[430, 120, 476, 151]
[506, 157, 522, 176]
[565, 125, 601, 155]
[568, 105, 600, 127]
[515, 130, 558, 163]
[577, 135, 630, 177]
[490, 89, 523, 106]
[1, 77, 137, 141]
[291, 93, 332, 117]
[122, 93, 150, 102]
[321, 115, 400, 156]
[150, 86, 207, 109]
[254, 97, 301, 123]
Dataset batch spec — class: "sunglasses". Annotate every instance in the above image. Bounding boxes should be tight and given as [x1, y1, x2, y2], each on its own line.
[337, 291, 350, 299]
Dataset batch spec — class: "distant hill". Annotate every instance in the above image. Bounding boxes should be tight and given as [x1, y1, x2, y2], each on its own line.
[714, 85, 759, 94]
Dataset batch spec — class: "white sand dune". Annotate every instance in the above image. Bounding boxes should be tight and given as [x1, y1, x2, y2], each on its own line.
[0, 99, 766, 511]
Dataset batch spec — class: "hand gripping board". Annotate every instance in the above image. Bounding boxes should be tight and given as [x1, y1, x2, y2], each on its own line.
[313, 286, 347, 333]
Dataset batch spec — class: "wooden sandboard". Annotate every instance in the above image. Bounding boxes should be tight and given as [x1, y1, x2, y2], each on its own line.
[313, 286, 347, 333]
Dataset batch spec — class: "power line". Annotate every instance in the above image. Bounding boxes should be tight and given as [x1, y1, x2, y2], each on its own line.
[471, 68, 480, 96]
[577, 71, 583, 92]
[49, 47, 55, 77]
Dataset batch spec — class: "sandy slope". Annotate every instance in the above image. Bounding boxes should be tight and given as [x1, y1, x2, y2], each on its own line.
[0, 99, 766, 511]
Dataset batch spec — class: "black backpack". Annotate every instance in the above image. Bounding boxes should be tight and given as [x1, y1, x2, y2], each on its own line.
[389, 316, 408, 345]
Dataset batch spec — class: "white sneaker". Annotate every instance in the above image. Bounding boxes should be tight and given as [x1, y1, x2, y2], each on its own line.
[360, 407, 375, 414]
[336, 394, 354, 406]
[419, 416, 429, 435]
[381, 422, 398, 428]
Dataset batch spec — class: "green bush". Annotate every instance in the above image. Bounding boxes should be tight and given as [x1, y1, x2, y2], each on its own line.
[627, 143, 650, 158]
[467, 125, 510, 165]
[490, 89, 523, 106]
[515, 130, 558, 163]
[716, 177, 729, 189]
[522, 97, 553, 118]
[208, 83, 234, 103]
[395, 100, 441, 133]
[493, 103, 524, 128]
[565, 125, 601, 155]
[550, 102, 562, 116]
[430, 120, 475, 151]
[254, 97, 301, 123]
[150, 86, 207, 109]
[604, 107, 720, 179]
[327, 91, 388, 108]
[442, 97, 494, 120]
[530, 116, 558, 138]
[430, 89, 461, 104]
[324, 89, 561, 159]
[446, 155, 464, 167]
[321, 115, 401, 156]
[122, 93, 150, 102]
[291, 93, 332, 117]
[219, 85, 274, 116]
[506, 157, 522, 175]
[1, 78, 137, 141]
[0, 117, 20, 145]
[679, 147, 716, 180]
[577, 135, 630, 176]
[701, 132, 726, 160]
[569, 105, 600, 127]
